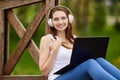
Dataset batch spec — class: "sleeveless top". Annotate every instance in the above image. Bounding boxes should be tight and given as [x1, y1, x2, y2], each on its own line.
[47, 34, 72, 80]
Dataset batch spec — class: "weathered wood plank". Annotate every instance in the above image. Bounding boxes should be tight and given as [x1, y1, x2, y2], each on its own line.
[0, 0, 44, 10]
[3, 3, 45, 75]
[0, 10, 5, 75]
[4, 11, 10, 66]
[0, 75, 47, 80]
[55, 0, 60, 5]
[6, 9, 40, 66]
[45, 0, 60, 34]
[45, 0, 55, 34]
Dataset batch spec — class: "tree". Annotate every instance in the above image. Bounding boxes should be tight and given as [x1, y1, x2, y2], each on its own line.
[91, 0, 107, 32]
[74, 0, 90, 36]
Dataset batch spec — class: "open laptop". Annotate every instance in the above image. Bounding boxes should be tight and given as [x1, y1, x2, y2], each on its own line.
[54, 36, 109, 74]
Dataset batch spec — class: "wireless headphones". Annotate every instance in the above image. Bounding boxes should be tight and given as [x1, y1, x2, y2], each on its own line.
[48, 5, 74, 27]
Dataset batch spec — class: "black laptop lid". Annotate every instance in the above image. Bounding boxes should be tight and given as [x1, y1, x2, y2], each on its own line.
[70, 37, 109, 67]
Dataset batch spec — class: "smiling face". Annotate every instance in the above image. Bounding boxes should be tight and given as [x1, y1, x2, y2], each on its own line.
[52, 11, 69, 32]
[47, 6, 75, 43]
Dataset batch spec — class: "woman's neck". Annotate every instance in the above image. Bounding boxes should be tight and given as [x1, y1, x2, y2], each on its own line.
[57, 31, 66, 40]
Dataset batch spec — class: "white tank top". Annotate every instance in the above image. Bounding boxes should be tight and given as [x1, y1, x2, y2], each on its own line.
[47, 34, 72, 80]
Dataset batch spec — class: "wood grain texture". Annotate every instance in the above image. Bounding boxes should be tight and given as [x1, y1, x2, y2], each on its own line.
[0, 0, 44, 10]
[3, 3, 45, 75]
[0, 11, 5, 75]
[6, 9, 40, 66]
[0, 75, 48, 80]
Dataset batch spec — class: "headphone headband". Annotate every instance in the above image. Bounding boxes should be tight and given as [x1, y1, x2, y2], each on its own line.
[48, 5, 72, 17]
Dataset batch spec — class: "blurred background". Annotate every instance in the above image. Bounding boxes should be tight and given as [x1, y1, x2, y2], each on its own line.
[9, 0, 120, 75]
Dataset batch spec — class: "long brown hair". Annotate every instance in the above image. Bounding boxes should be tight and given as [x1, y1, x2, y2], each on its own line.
[47, 5, 75, 44]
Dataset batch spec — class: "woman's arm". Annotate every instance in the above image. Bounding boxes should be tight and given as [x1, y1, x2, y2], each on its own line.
[39, 36, 61, 76]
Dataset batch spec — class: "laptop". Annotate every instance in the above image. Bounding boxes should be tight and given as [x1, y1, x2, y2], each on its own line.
[54, 36, 109, 74]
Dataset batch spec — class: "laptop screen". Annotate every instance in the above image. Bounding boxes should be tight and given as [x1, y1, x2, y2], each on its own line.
[70, 37, 109, 67]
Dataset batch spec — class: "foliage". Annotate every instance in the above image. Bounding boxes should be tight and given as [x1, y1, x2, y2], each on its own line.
[91, 1, 107, 32]
[111, 0, 120, 31]
[114, 19, 120, 31]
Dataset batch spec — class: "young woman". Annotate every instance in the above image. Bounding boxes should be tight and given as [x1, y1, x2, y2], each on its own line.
[39, 5, 120, 80]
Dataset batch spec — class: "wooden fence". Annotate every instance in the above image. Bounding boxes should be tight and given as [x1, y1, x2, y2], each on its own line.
[0, 0, 60, 80]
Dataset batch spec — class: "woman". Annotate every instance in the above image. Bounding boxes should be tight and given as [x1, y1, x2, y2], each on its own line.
[39, 5, 120, 80]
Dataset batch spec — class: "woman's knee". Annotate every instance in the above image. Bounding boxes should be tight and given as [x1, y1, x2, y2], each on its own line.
[86, 59, 98, 66]
[96, 57, 105, 62]
[86, 59, 100, 71]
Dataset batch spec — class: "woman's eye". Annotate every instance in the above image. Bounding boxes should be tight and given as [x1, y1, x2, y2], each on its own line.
[61, 17, 67, 20]
[53, 18, 59, 21]
[53, 16, 67, 21]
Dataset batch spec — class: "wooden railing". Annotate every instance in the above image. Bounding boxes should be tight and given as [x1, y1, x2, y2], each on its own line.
[0, 0, 60, 80]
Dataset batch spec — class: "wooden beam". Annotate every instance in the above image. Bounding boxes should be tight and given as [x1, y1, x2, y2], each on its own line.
[55, 0, 60, 5]
[0, 0, 44, 10]
[4, 11, 10, 66]
[0, 10, 5, 75]
[6, 9, 40, 66]
[45, 0, 55, 34]
[0, 75, 47, 80]
[3, 3, 45, 75]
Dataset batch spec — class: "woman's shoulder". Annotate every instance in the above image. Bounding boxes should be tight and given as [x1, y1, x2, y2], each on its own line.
[40, 34, 53, 43]
[41, 34, 51, 40]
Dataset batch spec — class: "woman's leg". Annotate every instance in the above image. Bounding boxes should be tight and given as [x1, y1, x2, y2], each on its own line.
[55, 59, 117, 80]
[96, 57, 120, 79]
[55, 59, 92, 80]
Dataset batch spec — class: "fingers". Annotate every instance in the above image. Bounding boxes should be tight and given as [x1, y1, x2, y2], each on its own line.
[56, 36, 61, 42]
[54, 36, 62, 48]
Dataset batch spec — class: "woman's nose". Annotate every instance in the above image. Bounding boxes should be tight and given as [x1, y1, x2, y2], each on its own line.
[58, 19, 63, 24]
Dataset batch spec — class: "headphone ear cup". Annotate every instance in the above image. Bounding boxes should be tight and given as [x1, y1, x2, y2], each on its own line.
[68, 14, 74, 23]
[48, 18, 53, 27]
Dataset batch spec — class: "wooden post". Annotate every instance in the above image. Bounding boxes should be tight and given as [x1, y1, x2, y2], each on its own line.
[55, 0, 60, 5]
[45, 0, 55, 34]
[0, 10, 5, 75]
[4, 11, 10, 65]
[45, 0, 60, 34]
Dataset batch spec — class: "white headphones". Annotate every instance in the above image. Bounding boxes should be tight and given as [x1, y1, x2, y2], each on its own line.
[48, 5, 74, 27]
